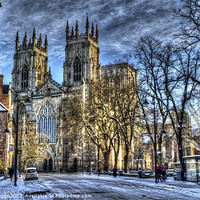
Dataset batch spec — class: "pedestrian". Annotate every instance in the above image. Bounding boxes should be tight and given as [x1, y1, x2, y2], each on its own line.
[161, 164, 166, 182]
[157, 166, 162, 182]
[8, 168, 14, 181]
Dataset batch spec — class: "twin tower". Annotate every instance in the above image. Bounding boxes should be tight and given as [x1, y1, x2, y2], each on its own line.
[12, 16, 101, 94]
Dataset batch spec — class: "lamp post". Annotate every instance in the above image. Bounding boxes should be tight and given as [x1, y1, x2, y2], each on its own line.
[13, 94, 31, 186]
[97, 137, 100, 176]
[153, 96, 158, 183]
[143, 96, 157, 183]
[144, 96, 168, 183]
[14, 98, 19, 186]
[4, 126, 10, 177]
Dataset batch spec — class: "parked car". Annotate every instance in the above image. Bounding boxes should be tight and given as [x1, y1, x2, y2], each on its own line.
[167, 168, 175, 177]
[25, 167, 38, 180]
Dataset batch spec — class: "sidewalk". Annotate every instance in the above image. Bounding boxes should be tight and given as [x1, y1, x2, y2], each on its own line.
[0, 177, 25, 199]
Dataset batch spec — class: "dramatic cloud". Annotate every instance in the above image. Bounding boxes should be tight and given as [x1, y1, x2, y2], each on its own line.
[0, 0, 181, 84]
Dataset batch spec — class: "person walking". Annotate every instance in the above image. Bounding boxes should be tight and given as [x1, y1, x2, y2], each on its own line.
[157, 166, 162, 182]
[161, 164, 166, 182]
[8, 168, 14, 181]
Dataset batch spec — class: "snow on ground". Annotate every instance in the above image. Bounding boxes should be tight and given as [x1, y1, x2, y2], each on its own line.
[76, 174, 200, 199]
[0, 178, 25, 199]
[0, 173, 200, 200]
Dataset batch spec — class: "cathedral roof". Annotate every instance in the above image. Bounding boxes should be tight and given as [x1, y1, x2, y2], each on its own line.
[35, 77, 62, 97]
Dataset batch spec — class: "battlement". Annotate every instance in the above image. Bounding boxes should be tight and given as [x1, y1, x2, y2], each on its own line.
[66, 16, 99, 44]
[15, 28, 48, 53]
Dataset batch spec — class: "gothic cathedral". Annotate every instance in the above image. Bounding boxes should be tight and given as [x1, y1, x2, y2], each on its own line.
[12, 16, 102, 172]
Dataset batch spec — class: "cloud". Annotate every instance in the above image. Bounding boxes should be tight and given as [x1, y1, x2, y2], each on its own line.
[0, 0, 181, 84]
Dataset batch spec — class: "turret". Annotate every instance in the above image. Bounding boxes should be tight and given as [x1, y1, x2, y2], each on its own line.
[32, 27, 36, 47]
[15, 31, 19, 51]
[96, 24, 99, 42]
[28, 38, 31, 48]
[75, 20, 79, 38]
[86, 15, 89, 36]
[23, 32, 27, 49]
[38, 33, 42, 48]
[48, 66, 52, 79]
[45, 35, 48, 52]
[91, 23, 94, 38]
[71, 27, 74, 39]
[66, 20, 70, 41]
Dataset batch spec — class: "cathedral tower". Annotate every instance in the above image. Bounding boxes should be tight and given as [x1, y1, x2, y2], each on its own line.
[12, 29, 49, 94]
[63, 16, 101, 86]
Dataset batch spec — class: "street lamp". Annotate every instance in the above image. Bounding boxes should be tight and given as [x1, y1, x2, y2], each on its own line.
[158, 128, 167, 167]
[4, 126, 10, 177]
[97, 137, 100, 176]
[13, 94, 31, 186]
[143, 96, 157, 183]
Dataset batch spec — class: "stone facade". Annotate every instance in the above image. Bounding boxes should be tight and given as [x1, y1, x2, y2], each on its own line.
[12, 17, 102, 172]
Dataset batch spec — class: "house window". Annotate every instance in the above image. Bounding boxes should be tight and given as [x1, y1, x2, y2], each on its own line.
[73, 57, 81, 82]
[21, 66, 28, 89]
[39, 102, 56, 143]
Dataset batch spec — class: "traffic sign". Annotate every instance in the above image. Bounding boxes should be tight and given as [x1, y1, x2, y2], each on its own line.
[9, 144, 13, 152]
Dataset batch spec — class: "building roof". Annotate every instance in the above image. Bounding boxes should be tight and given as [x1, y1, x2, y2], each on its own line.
[102, 62, 136, 71]
[0, 102, 8, 112]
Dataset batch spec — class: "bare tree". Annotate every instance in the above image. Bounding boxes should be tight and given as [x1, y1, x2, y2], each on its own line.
[175, 0, 200, 84]
[64, 89, 115, 172]
[135, 36, 199, 180]
[101, 63, 138, 173]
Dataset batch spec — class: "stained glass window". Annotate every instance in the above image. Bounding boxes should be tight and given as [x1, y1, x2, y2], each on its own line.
[21, 66, 29, 89]
[73, 57, 81, 82]
[39, 102, 56, 143]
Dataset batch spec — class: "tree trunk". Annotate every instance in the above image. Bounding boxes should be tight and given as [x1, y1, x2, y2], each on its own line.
[114, 153, 118, 170]
[103, 152, 110, 171]
[136, 160, 139, 171]
[177, 128, 186, 181]
[124, 149, 129, 173]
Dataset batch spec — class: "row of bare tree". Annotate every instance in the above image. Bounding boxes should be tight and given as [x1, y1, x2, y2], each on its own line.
[65, 1, 199, 181]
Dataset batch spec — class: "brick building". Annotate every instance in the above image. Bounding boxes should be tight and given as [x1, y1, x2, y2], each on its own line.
[0, 72, 12, 174]
[0, 74, 11, 110]
[0, 103, 8, 174]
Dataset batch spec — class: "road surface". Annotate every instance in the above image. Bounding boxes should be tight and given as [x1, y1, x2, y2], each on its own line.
[21, 173, 200, 200]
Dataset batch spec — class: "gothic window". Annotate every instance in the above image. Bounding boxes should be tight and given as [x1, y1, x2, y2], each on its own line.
[19, 105, 25, 121]
[21, 66, 28, 89]
[38, 74, 41, 81]
[39, 102, 56, 143]
[73, 57, 81, 82]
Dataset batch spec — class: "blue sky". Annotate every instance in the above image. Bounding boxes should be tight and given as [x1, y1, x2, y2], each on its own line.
[0, 0, 181, 84]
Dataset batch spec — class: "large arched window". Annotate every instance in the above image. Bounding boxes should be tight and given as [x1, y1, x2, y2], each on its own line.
[21, 66, 29, 89]
[73, 57, 81, 82]
[39, 102, 56, 143]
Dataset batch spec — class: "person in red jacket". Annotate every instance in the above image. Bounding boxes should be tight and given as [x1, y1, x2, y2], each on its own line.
[161, 164, 166, 182]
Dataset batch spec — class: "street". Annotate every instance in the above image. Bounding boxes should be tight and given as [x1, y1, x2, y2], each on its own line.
[1, 173, 200, 200]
